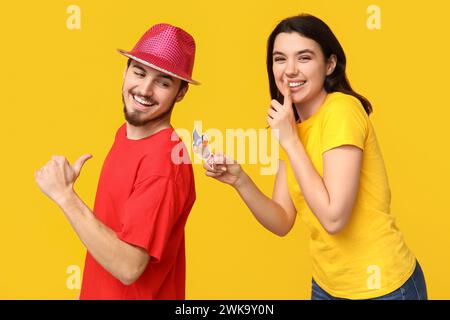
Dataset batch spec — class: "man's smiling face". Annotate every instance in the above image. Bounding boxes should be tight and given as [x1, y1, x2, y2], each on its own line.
[122, 59, 188, 127]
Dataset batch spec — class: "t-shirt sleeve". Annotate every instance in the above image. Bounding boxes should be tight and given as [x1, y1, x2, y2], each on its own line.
[116, 175, 178, 263]
[320, 96, 368, 154]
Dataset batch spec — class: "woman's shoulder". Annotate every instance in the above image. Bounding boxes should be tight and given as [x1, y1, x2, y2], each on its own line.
[323, 92, 368, 119]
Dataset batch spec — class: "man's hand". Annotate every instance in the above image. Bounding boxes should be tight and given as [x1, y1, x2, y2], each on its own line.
[35, 153, 149, 285]
[35, 154, 92, 205]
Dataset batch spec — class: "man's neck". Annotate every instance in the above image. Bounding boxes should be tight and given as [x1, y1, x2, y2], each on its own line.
[126, 120, 171, 140]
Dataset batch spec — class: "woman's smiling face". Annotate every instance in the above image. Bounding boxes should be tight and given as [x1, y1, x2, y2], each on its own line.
[272, 32, 336, 105]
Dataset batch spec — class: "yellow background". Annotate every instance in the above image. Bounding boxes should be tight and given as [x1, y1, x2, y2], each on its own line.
[1, 0, 449, 299]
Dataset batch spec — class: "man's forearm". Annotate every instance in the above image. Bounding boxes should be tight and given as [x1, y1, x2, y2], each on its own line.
[34, 154, 148, 284]
[55, 191, 139, 284]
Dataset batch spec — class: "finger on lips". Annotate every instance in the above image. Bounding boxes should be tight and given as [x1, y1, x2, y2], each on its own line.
[283, 78, 292, 107]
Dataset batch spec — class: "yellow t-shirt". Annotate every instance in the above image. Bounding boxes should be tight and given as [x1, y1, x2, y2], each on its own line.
[279, 92, 416, 299]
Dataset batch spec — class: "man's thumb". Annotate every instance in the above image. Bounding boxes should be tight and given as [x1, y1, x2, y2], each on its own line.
[72, 154, 93, 176]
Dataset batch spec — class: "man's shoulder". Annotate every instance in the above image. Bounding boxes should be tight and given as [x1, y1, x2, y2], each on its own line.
[114, 123, 127, 140]
[138, 143, 193, 180]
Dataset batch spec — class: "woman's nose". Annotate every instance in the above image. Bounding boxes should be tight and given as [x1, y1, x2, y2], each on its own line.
[284, 59, 299, 77]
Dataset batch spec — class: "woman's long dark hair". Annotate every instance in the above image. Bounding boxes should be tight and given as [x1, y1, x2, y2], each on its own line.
[267, 14, 372, 121]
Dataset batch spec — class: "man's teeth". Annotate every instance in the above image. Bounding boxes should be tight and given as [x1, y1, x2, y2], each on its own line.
[133, 95, 153, 106]
[288, 81, 306, 88]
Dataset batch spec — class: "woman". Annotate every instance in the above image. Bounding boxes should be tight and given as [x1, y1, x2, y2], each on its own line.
[204, 14, 427, 300]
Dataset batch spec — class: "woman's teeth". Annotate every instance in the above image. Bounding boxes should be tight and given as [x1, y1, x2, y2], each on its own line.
[133, 94, 153, 106]
[289, 81, 306, 88]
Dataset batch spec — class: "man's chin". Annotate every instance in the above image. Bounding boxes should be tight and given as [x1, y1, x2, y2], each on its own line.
[121, 95, 175, 127]
[123, 108, 151, 127]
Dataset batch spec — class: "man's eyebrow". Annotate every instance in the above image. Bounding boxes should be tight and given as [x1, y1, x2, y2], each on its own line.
[273, 49, 316, 56]
[131, 64, 147, 73]
[131, 63, 175, 81]
[157, 73, 174, 82]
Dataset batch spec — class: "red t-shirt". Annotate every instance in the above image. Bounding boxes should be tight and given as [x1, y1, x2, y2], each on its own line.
[79, 124, 196, 299]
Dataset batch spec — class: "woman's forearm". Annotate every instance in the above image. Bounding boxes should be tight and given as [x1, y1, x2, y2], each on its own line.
[233, 172, 294, 236]
[283, 139, 338, 231]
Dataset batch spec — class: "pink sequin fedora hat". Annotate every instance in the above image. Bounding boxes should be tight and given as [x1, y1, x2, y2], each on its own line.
[118, 23, 200, 85]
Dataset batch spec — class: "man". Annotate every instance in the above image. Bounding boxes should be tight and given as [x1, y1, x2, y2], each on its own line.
[35, 23, 198, 299]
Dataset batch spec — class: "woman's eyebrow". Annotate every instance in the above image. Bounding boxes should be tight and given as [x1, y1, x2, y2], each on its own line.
[272, 51, 285, 56]
[273, 49, 316, 56]
[297, 49, 316, 55]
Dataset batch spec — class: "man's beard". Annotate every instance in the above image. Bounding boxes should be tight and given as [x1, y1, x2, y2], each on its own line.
[122, 93, 175, 127]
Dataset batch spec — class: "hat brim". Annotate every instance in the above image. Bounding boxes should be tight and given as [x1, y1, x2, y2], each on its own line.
[117, 49, 200, 85]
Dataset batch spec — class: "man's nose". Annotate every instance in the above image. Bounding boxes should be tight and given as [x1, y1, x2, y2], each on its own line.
[137, 77, 154, 96]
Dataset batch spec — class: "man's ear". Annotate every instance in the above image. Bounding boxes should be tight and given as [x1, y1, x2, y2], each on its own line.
[175, 85, 189, 102]
[123, 66, 128, 80]
[326, 54, 337, 76]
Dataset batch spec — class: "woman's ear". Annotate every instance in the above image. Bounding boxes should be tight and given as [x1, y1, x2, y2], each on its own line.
[326, 54, 337, 76]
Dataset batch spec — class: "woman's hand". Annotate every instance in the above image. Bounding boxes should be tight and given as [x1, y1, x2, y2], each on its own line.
[267, 78, 300, 151]
[203, 153, 247, 188]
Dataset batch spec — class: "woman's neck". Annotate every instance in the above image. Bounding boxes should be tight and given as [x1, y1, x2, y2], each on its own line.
[295, 89, 328, 123]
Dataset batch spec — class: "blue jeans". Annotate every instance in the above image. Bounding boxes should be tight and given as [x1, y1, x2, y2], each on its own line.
[311, 260, 428, 300]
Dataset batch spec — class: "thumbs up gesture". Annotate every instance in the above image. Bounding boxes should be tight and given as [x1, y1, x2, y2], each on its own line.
[35, 154, 92, 204]
[267, 78, 300, 150]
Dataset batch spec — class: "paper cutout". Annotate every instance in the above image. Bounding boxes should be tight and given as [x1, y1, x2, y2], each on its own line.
[193, 129, 214, 169]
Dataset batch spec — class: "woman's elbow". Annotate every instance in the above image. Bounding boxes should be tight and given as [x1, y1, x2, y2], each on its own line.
[323, 217, 349, 235]
[318, 206, 353, 235]
[273, 221, 295, 237]
[274, 229, 290, 237]
[323, 224, 343, 235]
